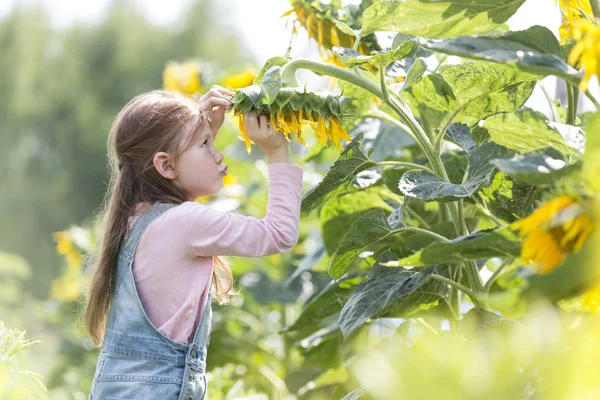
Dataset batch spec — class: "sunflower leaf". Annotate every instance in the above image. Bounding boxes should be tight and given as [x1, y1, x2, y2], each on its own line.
[333, 37, 418, 68]
[329, 209, 448, 279]
[420, 26, 581, 85]
[490, 147, 580, 185]
[399, 142, 513, 202]
[302, 133, 376, 215]
[381, 227, 521, 268]
[339, 250, 449, 338]
[361, 0, 526, 38]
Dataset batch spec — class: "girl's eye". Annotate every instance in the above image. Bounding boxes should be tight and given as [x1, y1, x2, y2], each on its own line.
[201, 140, 209, 148]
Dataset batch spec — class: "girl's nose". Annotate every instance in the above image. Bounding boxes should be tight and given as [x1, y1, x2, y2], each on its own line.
[214, 149, 224, 164]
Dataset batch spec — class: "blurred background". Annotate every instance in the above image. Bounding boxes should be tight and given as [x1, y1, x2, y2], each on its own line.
[0, 0, 597, 399]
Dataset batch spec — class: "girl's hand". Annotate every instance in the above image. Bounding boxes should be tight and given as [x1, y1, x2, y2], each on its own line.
[244, 110, 288, 156]
[197, 85, 233, 139]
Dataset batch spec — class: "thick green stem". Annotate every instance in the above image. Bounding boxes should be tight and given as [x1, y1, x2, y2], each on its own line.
[483, 258, 512, 293]
[567, 84, 578, 125]
[281, 58, 484, 306]
[429, 274, 477, 303]
[591, 0, 600, 22]
[401, 227, 452, 243]
[377, 161, 435, 174]
[434, 105, 465, 155]
[538, 81, 561, 123]
[585, 90, 600, 109]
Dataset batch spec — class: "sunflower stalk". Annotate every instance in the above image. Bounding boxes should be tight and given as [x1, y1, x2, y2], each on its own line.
[281, 58, 488, 307]
[590, 0, 600, 22]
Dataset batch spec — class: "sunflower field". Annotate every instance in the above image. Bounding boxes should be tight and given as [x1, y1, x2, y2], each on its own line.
[4, 0, 600, 399]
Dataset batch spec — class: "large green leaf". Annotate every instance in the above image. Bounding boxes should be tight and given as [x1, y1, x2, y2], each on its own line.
[381, 227, 521, 267]
[490, 147, 580, 185]
[361, 0, 526, 38]
[439, 61, 537, 124]
[321, 186, 400, 254]
[338, 251, 449, 338]
[481, 108, 578, 157]
[284, 273, 368, 339]
[402, 62, 538, 129]
[481, 172, 540, 221]
[399, 142, 513, 201]
[329, 208, 447, 279]
[420, 26, 582, 85]
[333, 35, 418, 67]
[302, 133, 376, 215]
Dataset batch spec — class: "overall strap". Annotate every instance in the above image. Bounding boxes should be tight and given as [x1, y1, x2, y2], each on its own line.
[120, 202, 175, 258]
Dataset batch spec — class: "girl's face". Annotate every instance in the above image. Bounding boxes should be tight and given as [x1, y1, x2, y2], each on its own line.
[175, 122, 227, 200]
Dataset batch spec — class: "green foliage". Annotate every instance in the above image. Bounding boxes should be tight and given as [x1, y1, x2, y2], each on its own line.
[0, 322, 48, 399]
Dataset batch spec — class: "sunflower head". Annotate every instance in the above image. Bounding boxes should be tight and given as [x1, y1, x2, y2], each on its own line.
[511, 195, 594, 274]
[566, 18, 600, 92]
[282, 0, 379, 66]
[558, 0, 593, 39]
[231, 86, 350, 154]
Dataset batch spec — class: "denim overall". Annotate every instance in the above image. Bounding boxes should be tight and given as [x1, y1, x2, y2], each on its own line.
[90, 203, 212, 400]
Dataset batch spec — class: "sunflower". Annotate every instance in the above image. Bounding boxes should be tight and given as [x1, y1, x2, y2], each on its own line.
[232, 87, 350, 154]
[221, 68, 257, 89]
[162, 61, 203, 95]
[567, 18, 600, 92]
[282, 0, 378, 67]
[511, 195, 593, 274]
[557, 0, 593, 39]
[54, 231, 82, 271]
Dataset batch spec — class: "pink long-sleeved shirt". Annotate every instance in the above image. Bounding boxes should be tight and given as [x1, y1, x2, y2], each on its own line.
[128, 162, 303, 344]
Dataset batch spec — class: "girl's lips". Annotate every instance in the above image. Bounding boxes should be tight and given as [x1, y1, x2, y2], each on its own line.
[220, 166, 228, 175]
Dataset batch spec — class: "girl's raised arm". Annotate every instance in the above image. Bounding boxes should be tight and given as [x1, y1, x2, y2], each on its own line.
[185, 162, 303, 258]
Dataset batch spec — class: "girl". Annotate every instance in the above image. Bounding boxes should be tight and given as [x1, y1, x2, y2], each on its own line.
[84, 87, 303, 400]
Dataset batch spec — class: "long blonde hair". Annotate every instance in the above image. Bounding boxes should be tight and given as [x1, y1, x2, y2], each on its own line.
[82, 90, 233, 348]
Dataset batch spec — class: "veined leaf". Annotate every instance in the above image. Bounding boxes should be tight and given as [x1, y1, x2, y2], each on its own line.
[361, 0, 526, 38]
[329, 209, 447, 279]
[333, 36, 418, 67]
[284, 273, 368, 339]
[420, 26, 582, 85]
[381, 227, 521, 267]
[321, 186, 401, 255]
[482, 108, 578, 157]
[490, 147, 580, 185]
[339, 251, 449, 338]
[399, 142, 513, 202]
[302, 133, 376, 215]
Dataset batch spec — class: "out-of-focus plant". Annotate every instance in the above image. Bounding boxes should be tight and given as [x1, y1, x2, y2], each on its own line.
[0, 322, 48, 399]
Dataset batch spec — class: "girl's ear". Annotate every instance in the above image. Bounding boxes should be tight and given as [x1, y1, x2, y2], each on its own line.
[153, 152, 177, 180]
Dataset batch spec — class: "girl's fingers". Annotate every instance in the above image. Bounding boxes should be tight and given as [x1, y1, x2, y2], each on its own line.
[258, 114, 269, 132]
[210, 85, 235, 97]
[203, 97, 231, 109]
[245, 111, 259, 134]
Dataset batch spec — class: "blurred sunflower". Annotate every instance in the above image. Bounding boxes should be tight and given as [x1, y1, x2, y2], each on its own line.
[567, 18, 600, 92]
[52, 231, 84, 301]
[282, 0, 377, 67]
[232, 87, 350, 154]
[163, 61, 203, 95]
[557, 0, 593, 39]
[221, 68, 257, 89]
[511, 195, 593, 274]
[54, 231, 82, 271]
